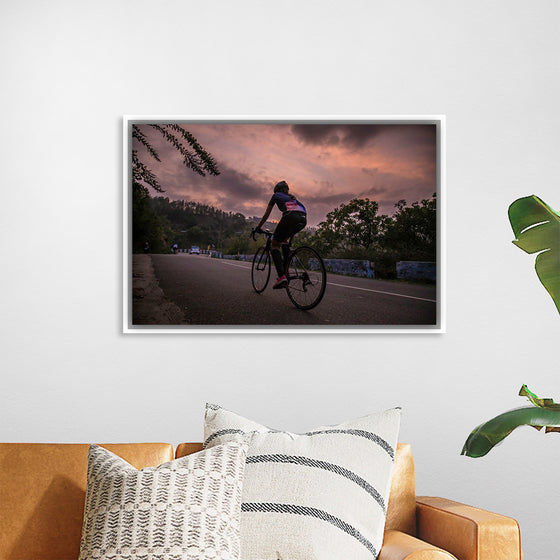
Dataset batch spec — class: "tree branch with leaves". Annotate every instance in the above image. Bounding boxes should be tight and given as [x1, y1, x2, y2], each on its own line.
[132, 124, 220, 193]
[131, 124, 220, 252]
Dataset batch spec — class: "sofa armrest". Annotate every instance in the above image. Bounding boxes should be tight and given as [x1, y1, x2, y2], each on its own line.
[416, 497, 522, 560]
[379, 530, 457, 559]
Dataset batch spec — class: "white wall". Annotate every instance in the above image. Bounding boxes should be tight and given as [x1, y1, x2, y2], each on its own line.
[1, 1, 559, 558]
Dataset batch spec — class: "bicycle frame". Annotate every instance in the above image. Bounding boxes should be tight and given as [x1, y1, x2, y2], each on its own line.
[286, 254, 310, 286]
[254, 230, 294, 272]
[251, 228, 326, 309]
[252, 229, 286, 251]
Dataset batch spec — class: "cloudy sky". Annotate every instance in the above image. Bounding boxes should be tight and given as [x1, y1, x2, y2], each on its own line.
[133, 122, 437, 227]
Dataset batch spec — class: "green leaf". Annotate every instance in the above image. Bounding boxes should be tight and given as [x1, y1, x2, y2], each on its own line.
[461, 406, 560, 458]
[519, 384, 560, 410]
[508, 195, 560, 313]
[462, 385, 560, 458]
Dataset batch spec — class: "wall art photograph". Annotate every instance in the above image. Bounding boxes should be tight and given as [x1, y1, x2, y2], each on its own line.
[124, 117, 444, 332]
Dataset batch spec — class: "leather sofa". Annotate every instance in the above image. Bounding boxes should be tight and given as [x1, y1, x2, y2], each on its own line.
[0, 442, 522, 560]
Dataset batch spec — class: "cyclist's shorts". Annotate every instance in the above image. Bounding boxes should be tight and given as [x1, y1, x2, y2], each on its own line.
[273, 211, 307, 242]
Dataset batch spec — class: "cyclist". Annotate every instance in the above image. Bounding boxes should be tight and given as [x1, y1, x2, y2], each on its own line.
[254, 180, 307, 289]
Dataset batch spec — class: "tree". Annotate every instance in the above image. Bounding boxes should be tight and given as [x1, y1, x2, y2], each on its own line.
[382, 193, 437, 261]
[131, 124, 220, 252]
[132, 185, 172, 253]
[315, 198, 387, 254]
[132, 124, 220, 193]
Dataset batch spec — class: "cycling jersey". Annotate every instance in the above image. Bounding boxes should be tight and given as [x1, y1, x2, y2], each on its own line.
[270, 192, 307, 215]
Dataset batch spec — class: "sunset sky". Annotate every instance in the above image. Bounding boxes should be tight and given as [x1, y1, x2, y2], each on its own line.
[133, 122, 437, 227]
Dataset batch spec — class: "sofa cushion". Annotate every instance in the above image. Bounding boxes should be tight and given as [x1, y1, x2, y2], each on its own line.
[79, 442, 248, 560]
[204, 404, 401, 560]
[0, 443, 173, 560]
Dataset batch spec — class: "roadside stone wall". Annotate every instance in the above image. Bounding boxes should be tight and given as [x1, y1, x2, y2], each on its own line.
[396, 261, 436, 281]
[218, 254, 435, 282]
[221, 254, 254, 261]
[320, 259, 375, 279]
[220, 255, 376, 278]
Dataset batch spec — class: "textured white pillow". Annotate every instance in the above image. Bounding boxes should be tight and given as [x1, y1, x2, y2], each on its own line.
[79, 441, 248, 560]
[204, 405, 401, 560]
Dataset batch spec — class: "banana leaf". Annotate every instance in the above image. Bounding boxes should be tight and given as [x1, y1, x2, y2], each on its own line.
[461, 386, 560, 458]
[519, 384, 560, 410]
[508, 195, 560, 313]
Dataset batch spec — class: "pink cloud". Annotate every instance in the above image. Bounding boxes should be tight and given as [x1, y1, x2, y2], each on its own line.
[132, 122, 437, 226]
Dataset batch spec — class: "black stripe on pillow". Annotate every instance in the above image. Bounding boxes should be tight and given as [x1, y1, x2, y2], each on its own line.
[247, 454, 386, 513]
[304, 429, 395, 459]
[204, 428, 394, 459]
[203, 429, 247, 448]
[241, 502, 377, 557]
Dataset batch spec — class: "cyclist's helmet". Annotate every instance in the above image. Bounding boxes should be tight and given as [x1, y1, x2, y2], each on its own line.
[274, 180, 289, 194]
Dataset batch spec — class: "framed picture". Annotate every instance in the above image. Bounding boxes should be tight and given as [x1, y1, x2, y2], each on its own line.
[123, 116, 445, 333]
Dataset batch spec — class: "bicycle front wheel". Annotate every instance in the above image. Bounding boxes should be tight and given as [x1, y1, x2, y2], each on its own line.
[251, 247, 271, 293]
[286, 246, 327, 310]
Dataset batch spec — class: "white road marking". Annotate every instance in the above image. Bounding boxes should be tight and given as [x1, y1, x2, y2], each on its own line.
[328, 282, 436, 302]
[214, 259, 435, 302]
[218, 260, 252, 270]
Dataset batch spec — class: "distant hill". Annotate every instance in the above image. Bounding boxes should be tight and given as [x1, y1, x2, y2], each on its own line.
[134, 195, 275, 253]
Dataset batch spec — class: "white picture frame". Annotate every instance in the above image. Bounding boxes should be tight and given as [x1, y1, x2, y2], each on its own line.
[123, 115, 445, 334]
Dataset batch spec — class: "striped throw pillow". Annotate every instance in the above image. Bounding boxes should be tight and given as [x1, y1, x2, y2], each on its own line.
[79, 441, 248, 560]
[204, 405, 401, 560]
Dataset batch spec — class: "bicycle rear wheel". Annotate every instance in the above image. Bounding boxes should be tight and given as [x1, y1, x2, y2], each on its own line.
[286, 246, 327, 310]
[251, 247, 271, 293]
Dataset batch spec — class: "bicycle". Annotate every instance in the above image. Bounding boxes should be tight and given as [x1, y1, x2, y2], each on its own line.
[250, 229, 327, 310]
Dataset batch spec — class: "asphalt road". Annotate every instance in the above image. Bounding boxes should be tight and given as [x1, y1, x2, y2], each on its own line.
[148, 253, 438, 328]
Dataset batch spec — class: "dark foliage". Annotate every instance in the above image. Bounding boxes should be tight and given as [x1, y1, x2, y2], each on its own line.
[131, 124, 220, 251]
[312, 194, 437, 278]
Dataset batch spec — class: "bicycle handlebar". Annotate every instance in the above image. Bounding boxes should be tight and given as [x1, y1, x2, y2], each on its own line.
[251, 228, 272, 242]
